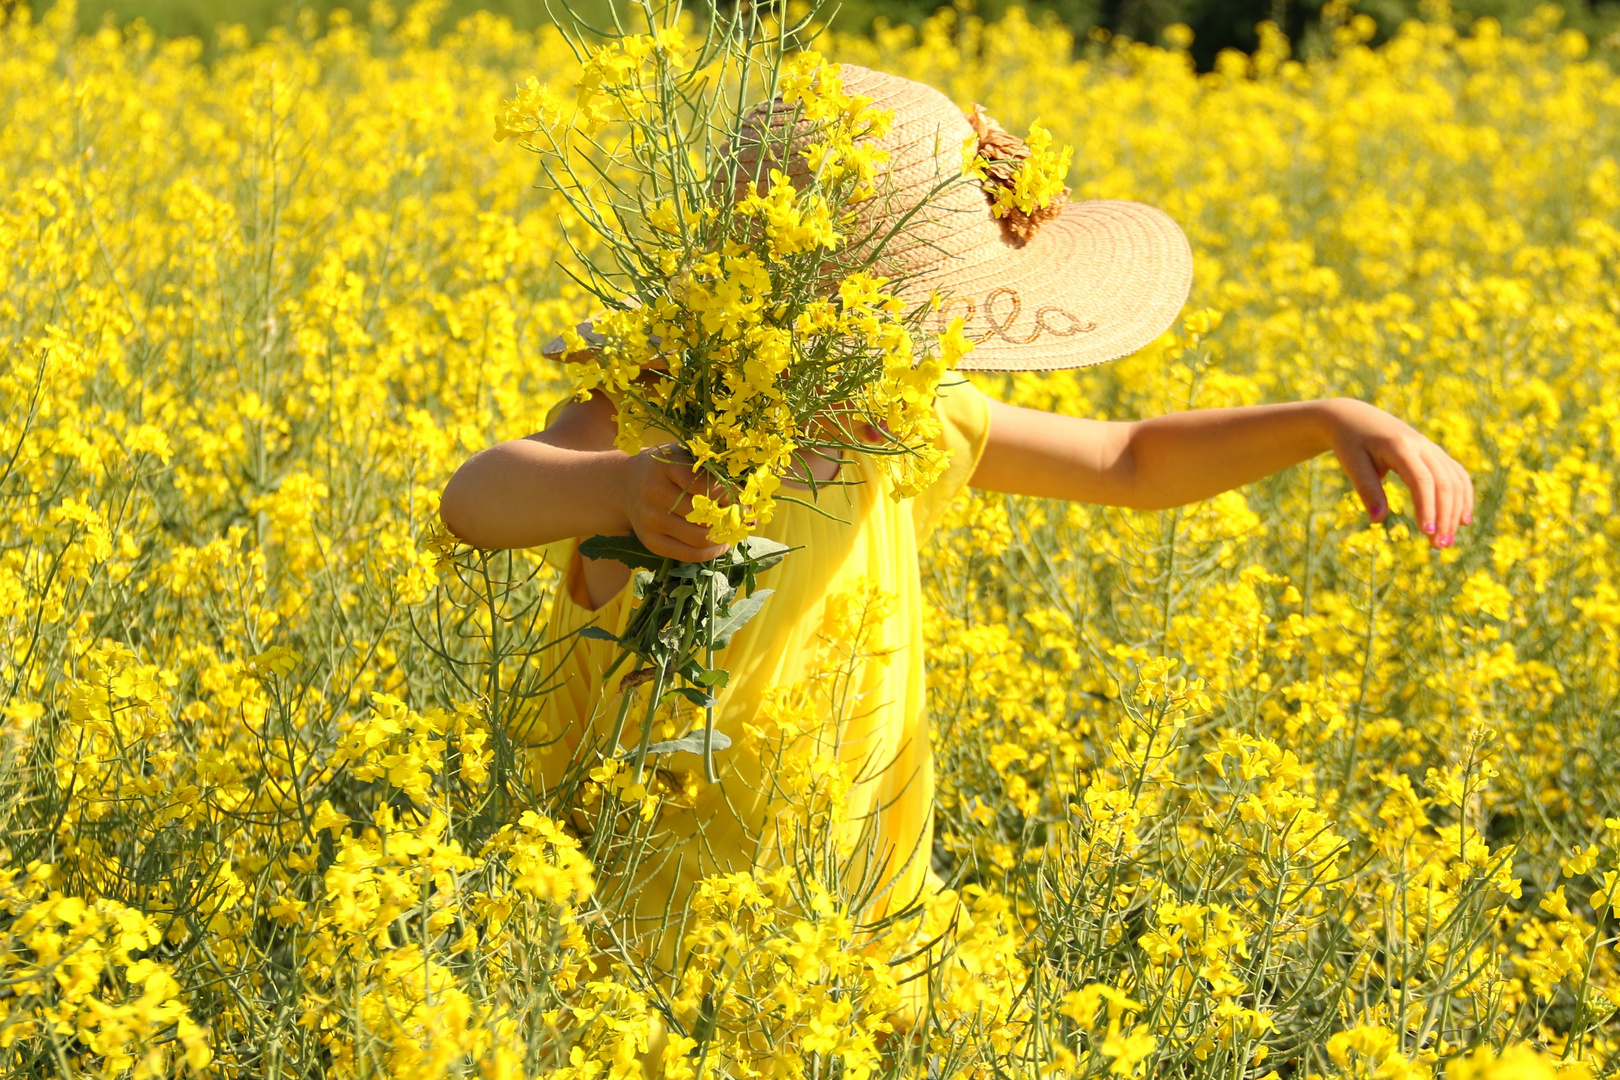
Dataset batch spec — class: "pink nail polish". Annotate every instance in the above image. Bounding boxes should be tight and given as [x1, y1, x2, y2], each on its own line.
[1423, 521, 1437, 535]
[1462, 513, 1472, 525]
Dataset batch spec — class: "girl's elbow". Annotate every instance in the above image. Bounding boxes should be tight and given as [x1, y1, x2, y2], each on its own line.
[437, 470, 483, 548]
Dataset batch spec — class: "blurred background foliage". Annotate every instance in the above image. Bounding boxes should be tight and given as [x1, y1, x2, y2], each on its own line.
[12, 0, 1620, 68]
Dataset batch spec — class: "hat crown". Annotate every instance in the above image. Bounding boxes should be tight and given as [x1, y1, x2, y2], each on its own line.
[733, 65, 1017, 289]
[837, 66, 1023, 280]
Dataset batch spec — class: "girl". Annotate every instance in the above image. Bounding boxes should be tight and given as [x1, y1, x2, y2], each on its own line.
[439, 64, 1473, 970]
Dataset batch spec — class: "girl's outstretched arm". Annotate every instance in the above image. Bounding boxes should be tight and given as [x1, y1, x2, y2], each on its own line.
[969, 397, 1474, 550]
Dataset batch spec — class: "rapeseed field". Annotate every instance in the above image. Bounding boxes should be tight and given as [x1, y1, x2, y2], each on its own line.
[3, 0, 1620, 1076]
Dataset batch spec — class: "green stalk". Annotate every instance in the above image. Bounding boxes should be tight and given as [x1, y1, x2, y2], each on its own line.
[702, 574, 719, 783]
[603, 662, 640, 764]
[629, 662, 669, 786]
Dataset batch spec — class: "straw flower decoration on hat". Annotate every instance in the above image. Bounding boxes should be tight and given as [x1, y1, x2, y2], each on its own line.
[963, 104, 1073, 243]
[496, 5, 1190, 780]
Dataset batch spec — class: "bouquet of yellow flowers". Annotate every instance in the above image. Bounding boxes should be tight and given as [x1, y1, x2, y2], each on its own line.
[496, 3, 974, 782]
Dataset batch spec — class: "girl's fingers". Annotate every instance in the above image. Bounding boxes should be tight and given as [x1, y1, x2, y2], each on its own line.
[638, 524, 729, 566]
[1337, 446, 1390, 522]
[1426, 447, 1459, 548]
[659, 458, 729, 505]
[1461, 459, 1476, 527]
[1389, 443, 1440, 546]
[649, 476, 692, 521]
[660, 461, 700, 496]
[643, 528, 728, 563]
[661, 512, 723, 549]
[1445, 456, 1471, 545]
[1435, 452, 1472, 547]
[653, 446, 723, 502]
[652, 476, 721, 522]
[1336, 416, 1473, 551]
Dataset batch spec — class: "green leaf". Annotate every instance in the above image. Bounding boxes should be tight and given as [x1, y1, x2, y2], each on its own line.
[577, 626, 619, 643]
[579, 533, 664, 570]
[627, 729, 734, 758]
[692, 667, 730, 689]
[701, 567, 736, 609]
[668, 686, 718, 709]
[631, 569, 656, 600]
[737, 536, 790, 572]
[724, 537, 792, 593]
[710, 589, 773, 649]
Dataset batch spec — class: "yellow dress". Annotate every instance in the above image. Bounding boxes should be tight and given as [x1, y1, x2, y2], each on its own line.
[512, 377, 990, 965]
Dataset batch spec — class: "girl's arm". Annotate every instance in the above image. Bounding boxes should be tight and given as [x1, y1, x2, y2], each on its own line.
[439, 391, 731, 560]
[970, 397, 1474, 550]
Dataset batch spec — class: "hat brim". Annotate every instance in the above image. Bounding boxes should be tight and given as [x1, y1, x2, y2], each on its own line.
[542, 199, 1193, 373]
[898, 199, 1194, 373]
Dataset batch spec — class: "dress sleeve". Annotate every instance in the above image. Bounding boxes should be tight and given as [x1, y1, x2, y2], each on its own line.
[910, 374, 992, 545]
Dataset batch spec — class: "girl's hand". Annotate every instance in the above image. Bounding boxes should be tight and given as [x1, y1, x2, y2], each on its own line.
[1320, 398, 1474, 550]
[619, 444, 732, 563]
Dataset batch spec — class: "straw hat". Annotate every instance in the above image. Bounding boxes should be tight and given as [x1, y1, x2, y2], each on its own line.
[545, 65, 1193, 373]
